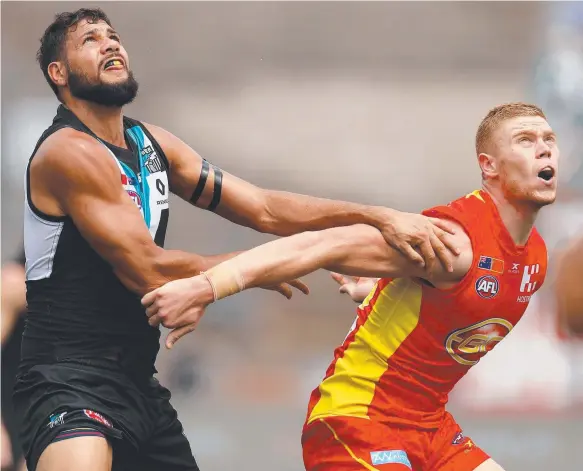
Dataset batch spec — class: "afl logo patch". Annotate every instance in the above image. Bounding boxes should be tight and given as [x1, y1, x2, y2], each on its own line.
[475, 275, 499, 299]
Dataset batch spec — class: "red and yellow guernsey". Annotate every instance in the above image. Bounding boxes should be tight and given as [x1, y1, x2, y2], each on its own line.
[305, 190, 548, 429]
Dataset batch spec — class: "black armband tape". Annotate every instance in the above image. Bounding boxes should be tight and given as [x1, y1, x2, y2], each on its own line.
[207, 166, 223, 212]
[189, 160, 210, 204]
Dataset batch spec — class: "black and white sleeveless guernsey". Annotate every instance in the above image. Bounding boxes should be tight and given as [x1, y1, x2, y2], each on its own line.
[21, 105, 170, 378]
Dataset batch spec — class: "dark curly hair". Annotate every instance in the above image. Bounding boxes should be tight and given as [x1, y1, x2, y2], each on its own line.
[37, 8, 113, 97]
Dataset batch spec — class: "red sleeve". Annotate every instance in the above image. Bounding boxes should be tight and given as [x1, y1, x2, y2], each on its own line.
[423, 204, 475, 243]
[421, 205, 480, 296]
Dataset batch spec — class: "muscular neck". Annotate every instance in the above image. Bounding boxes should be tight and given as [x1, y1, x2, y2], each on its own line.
[482, 184, 539, 246]
[62, 99, 126, 148]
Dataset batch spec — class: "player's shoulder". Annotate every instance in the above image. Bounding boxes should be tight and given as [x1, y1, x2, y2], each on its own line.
[424, 192, 480, 243]
[139, 121, 198, 164]
[424, 190, 487, 231]
[33, 127, 118, 183]
[137, 121, 175, 151]
[37, 127, 104, 165]
[433, 189, 486, 214]
[139, 121, 173, 142]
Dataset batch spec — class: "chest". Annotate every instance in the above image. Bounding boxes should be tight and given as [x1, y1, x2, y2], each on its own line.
[423, 250, 547, 366]
[107, 125, 170, 242]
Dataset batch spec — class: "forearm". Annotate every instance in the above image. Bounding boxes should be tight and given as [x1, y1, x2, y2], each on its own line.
[117, 248, 242, 295]
[204, 225, 399, 299]
[261, 190, 393, 236]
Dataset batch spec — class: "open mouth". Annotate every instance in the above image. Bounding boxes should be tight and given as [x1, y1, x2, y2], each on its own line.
[103, 58, 124, 70]
[537, 166, 555, 182]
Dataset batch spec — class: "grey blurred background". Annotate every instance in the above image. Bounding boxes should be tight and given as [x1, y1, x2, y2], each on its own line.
[2, 1, 583, 470]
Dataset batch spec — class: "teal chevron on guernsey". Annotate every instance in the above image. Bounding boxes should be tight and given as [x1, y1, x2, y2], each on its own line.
[126, 126, 152, 228]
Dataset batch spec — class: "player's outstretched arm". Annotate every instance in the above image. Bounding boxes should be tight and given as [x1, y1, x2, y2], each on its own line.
[145, 124, 460, 273]
[142, 222, 472, 347]
[30, 129, 243, 296]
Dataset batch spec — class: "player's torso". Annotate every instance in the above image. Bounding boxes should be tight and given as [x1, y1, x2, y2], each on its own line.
[22, 105, 170, 374]
[306, 190, 548, 428]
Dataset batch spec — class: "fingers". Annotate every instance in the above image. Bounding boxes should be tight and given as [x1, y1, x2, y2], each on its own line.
[145, 302, 159, 319]
[266, 280, 309, 298]
[289, 279, 310, 295]
[437, 229, 461, 256]
[428, 217, 456, 235]
[429, 218, 461, 255]
[166, 323, 197, 349]
[275, 283, 293, 299]
[429, 230, 453, 273]
[141, 289, 158, 307]
[400, 244, 425, 267]
[417, 238, 437, 272]
[148, 313, 162, 327]
[330, 272, 348, 285]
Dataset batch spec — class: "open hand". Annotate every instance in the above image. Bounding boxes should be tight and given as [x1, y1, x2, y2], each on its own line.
[379, 211, 460, 273]
[330, 272, 378, 303]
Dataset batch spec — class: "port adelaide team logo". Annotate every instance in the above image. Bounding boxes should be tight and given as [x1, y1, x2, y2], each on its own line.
[475, 275, 499, 299]
[141, 145, 163, 173]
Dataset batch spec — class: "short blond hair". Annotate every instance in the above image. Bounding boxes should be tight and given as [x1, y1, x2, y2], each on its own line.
[475, 102, 546, 155]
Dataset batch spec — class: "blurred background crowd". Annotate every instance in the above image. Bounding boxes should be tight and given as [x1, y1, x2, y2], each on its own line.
[2, 2, 582, 470]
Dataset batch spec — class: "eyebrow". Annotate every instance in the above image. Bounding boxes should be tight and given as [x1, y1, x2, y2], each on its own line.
[512, 129, 556, 138]
[81, 27, 119, 38]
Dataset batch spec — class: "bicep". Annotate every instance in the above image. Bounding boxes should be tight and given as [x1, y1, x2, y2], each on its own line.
[144, 124, 220, 208]
[65, 185, 161, 278]
[172, 150, 263, 226]
[145, 124, 267, 227]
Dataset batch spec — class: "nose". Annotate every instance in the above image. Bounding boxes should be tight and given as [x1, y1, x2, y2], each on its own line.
[536, 138, 551, 159]
[101, 37, 120, 55]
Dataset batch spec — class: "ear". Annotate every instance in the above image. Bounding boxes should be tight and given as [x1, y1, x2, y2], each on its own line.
[478, 152, 498, 180]
[47, 61, 68, 89]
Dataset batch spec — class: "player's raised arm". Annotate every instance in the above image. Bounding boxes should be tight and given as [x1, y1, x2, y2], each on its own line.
[142, 221, 471, 347]
[31, 128, 240, 296]
[145, 123, 460, 273]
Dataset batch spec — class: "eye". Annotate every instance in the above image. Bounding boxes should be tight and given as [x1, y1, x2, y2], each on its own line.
[545, 135, 556, 143]
[110, 34, 121, 42]
[518, 136, 532, 143]
[83, 36, 95, 44]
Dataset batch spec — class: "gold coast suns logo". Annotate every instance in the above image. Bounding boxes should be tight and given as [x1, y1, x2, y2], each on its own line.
[445, 318, 514, 366]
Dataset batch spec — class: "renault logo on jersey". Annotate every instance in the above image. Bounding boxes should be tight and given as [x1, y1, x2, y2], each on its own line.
[445, 318, 514, 366]
[475, 275, 499, 299]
